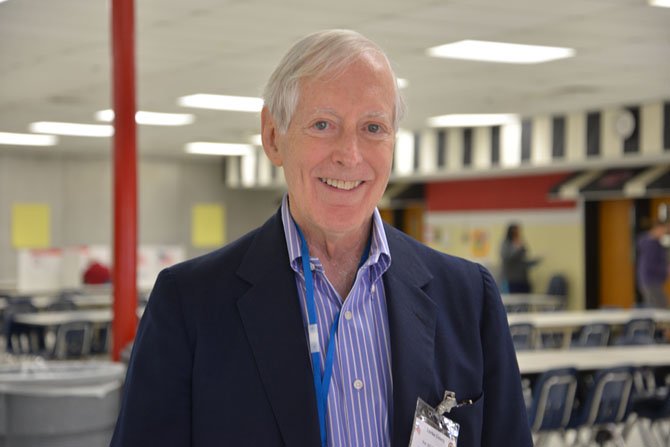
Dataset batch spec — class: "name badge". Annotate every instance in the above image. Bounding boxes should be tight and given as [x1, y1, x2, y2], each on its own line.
[408, 392, 460, 447]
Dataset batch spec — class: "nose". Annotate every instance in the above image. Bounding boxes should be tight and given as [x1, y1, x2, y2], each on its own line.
[333, 129, 363, 167]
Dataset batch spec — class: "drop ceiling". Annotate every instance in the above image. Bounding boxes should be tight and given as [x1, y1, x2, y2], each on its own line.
[1, 0, 669, 157]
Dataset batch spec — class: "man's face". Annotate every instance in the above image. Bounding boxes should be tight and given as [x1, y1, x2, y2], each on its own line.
[262, 54, 396, 237]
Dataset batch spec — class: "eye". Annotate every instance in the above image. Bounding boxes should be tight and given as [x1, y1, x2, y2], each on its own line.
[313, 120, 329, 131]
[367, 123, 381, 133]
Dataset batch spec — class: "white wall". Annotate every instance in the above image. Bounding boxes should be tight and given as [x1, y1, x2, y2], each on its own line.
[0, 151, 281, 284]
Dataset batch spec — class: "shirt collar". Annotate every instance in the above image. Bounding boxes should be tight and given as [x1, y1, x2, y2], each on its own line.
[280, 194, 391, 273]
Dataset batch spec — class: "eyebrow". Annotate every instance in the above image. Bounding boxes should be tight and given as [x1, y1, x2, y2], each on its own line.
[309, 108, 391, 121]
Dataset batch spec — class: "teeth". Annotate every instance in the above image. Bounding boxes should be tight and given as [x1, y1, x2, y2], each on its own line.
[321, 178, 362, 190]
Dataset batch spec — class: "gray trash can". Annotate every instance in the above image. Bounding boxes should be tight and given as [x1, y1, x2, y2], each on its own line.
[0, 360, 126, 447]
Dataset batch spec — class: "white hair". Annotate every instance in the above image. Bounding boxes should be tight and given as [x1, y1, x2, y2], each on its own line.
[263, 29, 406, 133]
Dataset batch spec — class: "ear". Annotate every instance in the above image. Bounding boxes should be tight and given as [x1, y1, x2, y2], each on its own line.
[261, 107, 283, 167]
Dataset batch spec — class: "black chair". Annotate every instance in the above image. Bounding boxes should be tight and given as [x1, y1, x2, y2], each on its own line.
[628, 386, 670, 447]
[509, 323, 538, 351]
[568, 365, 635, 446]
[615, 318, 656, 345]
[3, 300, 39, 354]
[89, 322, 111, 354]
[571, 323, 611, 348]
[546, 273, 568, 310]
[528, 367, 579, 447]
[45, 297, 77, 311]
[50, 321, 92, 359]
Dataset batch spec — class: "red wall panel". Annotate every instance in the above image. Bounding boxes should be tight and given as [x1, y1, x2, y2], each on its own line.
[426, 173, 576, 211]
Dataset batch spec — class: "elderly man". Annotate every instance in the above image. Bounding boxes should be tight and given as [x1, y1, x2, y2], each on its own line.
[112, 30, 532, 446]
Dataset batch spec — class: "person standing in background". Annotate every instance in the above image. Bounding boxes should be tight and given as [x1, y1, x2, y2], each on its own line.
[500, 223, 541, 293]
[637, 219, 669, 308]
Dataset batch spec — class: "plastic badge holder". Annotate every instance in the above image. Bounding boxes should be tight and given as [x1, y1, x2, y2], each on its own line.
[409, 397, 459, 447]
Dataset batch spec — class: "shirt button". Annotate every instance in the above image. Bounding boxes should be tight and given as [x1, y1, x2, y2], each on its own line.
[370, 284, 376, 294]
[353, 379, 364, 390]
[344, 310, 353, 320]
[309, 262, 316, 271]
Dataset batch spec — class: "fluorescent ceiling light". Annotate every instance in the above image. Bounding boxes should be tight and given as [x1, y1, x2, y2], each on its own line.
[428, 113, 518, 127]
[397, 78, 409, 89]
[427, 40, 575, 64]
[649, 0, 670, 6]
[185, 142, 256, 156]
[29, 121, 113, 137]
[178, 94, 263, 112]
[96, 109, 195, 126]
[0, 132, 58, 146]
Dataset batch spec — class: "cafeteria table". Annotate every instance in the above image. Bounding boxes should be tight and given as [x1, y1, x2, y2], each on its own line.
[501, 293, 564, 312]
[517, 344, 670, 375]
[508, 308, 670, 348]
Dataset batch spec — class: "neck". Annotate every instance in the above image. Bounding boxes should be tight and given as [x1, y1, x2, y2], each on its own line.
[296, 218, 372, 299]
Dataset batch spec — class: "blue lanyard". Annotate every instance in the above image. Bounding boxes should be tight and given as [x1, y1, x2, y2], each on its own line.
[295, 224, 370, 447]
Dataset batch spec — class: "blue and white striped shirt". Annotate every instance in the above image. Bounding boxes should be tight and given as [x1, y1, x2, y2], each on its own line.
[281, 196, 393, 447]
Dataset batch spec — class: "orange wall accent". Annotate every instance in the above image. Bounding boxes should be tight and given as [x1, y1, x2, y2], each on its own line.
[650, 196, 670, 303]
[599, 200, 635, 308]
[426, 173, 576, 211]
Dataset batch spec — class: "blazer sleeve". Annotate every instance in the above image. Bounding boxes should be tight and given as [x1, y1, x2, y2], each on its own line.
[478, 265, 533, 446]
[110, 268, 194, 446]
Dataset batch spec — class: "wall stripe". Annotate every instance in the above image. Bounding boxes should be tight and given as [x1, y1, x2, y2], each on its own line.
[552, 116, 566, 159]
[436, 129, 447, 169]
[462, 128, 473, 167]
[601, 108, 621, 159]
[586, 111, 601, 157]
[491, 126, 500, 166]
[447, 128, 462, 170]
[413, 132, 421, 171]
[532, 116, 551, 165]
[418, 129, 437, 174]
[473, 127, 491, 169]
[623, 106, 640, 154]
[664, 101, 670, 151]
[641, 102, 662, 155]
[521, 119, 532, 162]
[566, 111, 586, 162]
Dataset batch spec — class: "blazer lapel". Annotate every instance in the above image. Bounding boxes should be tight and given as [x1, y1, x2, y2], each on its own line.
[236, 212, 320, 446]
[383, 225, 438, 446]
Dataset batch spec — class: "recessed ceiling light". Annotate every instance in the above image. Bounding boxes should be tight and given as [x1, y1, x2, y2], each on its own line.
[29, 121, 113, 137]
[427, 113, 518, 127]
[0, 132, 58, 146]
[397, 78, 409, 89]
[649, 0, 670, 6]
[178, 94, 263, 112]
[427, 40, 575, 64]
[185, 142, 256, 156]
[96, 109, 195, 126]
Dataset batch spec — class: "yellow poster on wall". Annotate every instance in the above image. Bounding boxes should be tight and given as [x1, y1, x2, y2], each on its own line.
[192, 204, 225, 248]
[12, 203, 51, 248]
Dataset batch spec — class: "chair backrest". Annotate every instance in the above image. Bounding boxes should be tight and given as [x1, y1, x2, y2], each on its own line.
[623, 318, 655, 339]
[509, 323, 537, 351]
[615, 318, 656, 345]
[579, 366, 634, 426]
[53, 321, 92, 359]
[46, 298, 77, 311]
[546, 274, 568, 297]
[528, 368, 578, 432]
[572, 323, 611, 348]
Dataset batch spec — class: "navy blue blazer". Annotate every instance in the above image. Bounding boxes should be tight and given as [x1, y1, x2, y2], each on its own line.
[111, 210, 532, 446]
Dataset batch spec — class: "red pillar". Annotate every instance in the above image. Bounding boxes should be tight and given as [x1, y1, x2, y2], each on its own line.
[111, 0, 137, 361]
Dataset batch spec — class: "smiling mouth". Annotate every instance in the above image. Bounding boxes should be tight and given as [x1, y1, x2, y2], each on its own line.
[320, 177, 363, 191]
